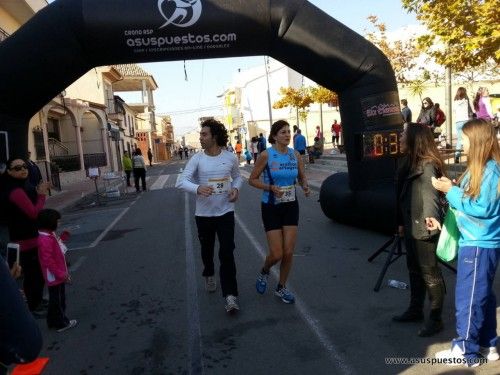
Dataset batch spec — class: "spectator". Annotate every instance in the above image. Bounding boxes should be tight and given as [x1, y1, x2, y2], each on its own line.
[416, 97, 437, 129]
[147, 148, 153, 167]
[473, 87, 493, 121]
[122, 151, 132, 187]
[453, 87, 474, 163]
[310, 137, 323, 158]
[257, 133, 267, 154]
[0, 261, 43, 374]
[250, 137, 259, 162]
[432, 119, 500, 366]
[315, 125, 323, 141]
[293, 129, 307, 156]
[244, 149, 252, 165]
[26, 152, 42, 189]
[132, 149, 147, 192]
[37, 209, 77, 332]
[401, 99, 412, 124]
[0, 158, 50, 317]
[393, 124, 446, 337]
[331, 120, 342, 147]
[235, 141, 242, 161]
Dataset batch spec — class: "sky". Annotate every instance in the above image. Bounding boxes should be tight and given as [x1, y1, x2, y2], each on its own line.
[49, 0, 419, 137]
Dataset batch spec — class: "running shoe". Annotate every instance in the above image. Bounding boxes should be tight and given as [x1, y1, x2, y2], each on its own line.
[274, 286, 295, 304]
[479, 346, 499, 361]
[225, 295, 239, 314]
[56, 319, 78, 333]
[205, 276, 217, 293]
[255, 273, 268, 294]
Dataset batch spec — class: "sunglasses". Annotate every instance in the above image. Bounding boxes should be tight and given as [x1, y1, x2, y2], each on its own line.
[10, 164, 28, 171]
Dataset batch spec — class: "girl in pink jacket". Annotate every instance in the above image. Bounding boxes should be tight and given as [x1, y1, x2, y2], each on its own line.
[37, 209, 77, 332]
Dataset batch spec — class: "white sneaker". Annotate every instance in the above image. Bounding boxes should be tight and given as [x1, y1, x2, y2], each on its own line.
[205, 276, 217, 293]
[435, 345, 481, 367]
[225, 295, 239, 314]
[56, 319, 78, 333]
[479, 346, 499, 361]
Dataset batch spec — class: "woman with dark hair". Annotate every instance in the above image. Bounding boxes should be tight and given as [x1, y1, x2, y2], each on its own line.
[416, 97, 437, 129]
[0, 158, 50, 316]
[453, 87, 474, 163]
[132, 148, 147, 192]
[433, 119, 500, 366]
[393, 124, 446, 337]
[249, 120, 310, 304]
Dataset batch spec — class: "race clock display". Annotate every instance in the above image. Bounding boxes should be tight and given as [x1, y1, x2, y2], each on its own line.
[358, 130, 402, 159]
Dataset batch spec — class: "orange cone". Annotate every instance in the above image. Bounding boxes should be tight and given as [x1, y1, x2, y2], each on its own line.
[12, 358, 49, 375]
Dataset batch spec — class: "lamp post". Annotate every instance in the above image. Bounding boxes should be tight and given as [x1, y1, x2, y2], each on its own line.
[264, 56, 273, 129]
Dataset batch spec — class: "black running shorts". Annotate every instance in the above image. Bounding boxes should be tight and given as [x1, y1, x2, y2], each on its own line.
[261, 200, 299, 232]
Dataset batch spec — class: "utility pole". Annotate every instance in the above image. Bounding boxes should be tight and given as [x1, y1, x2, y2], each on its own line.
[264, 56, 273, 129]
[445, 66, 453, 145]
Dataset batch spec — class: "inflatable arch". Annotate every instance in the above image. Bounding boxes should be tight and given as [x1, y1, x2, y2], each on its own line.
[0, 0, 403, 232]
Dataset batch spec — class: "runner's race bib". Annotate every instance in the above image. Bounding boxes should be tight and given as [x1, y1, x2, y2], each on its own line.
[208, 177, 231, 195]
[275, 185, 296, 204]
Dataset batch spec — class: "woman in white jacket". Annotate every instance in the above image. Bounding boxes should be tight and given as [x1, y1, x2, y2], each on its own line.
[453, 87, 474, 163]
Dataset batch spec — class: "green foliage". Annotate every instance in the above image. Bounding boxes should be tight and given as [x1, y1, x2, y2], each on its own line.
[365, 15, 422, 83]
[401, 0, 500, 71]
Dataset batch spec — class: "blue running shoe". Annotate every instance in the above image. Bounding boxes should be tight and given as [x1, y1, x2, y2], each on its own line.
[275, 286, 295, 304]
[256, 273, 268, 294]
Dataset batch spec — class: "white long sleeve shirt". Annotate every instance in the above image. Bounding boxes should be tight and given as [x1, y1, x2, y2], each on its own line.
[175, 150, 243, 217]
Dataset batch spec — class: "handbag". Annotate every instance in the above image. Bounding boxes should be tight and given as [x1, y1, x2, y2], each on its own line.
[436, 208, 459, 262]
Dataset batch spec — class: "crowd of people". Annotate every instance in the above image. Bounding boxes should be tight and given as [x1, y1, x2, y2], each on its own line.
[0, 155, 76, 373]
[396, 119, 499, 367]
[1, 94, 498, 371]
[401, 85, 499, 163]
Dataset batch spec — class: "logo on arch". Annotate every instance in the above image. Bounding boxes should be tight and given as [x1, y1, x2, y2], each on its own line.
[158, 0, 202, 29]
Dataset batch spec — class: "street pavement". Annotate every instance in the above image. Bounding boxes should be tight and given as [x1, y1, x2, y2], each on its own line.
[35, 157, 500, 374]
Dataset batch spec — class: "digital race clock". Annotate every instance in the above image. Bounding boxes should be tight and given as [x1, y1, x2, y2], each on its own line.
[358, 129, 402, 159]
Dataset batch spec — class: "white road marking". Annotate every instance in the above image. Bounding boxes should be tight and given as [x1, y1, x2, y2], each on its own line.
[150, 175, 170, 190]
[68, 256, 87, 272]
[234, 213, 354, 375]
[184, 193, 204, 374]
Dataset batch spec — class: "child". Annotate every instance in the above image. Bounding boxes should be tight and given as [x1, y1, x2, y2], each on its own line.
[37, 209, 77, 332]
[432, 119, 500, 366]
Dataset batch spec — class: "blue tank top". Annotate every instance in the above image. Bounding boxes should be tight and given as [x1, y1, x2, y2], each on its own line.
[262, 147, 298, 204]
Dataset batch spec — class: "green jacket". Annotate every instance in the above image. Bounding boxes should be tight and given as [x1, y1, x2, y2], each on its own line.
[122, 155, 132, 171]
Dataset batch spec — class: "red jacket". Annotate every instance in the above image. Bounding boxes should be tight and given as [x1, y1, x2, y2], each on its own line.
[37, 231, 68, 286]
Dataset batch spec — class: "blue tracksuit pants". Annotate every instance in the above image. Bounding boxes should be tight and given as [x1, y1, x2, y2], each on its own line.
[453, 246, 499, 362]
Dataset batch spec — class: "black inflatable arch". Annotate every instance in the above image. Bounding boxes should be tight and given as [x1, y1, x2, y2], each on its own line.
[0, 0, 402, 232]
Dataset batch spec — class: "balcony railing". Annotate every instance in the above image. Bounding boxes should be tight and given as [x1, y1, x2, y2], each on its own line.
[0, 27, 9, 43]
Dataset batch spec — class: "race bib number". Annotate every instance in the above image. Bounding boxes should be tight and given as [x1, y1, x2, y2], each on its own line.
[275, 185, 296, 204]
[208, 177, 231, 195]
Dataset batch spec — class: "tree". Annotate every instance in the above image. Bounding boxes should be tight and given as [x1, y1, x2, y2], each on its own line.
[365, 15, 422, 83]
[310, 86, 338, 139]
[401, 0, 500, 72]
[273, 86, 313, 127]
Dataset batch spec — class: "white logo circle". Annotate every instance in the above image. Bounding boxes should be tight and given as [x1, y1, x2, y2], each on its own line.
[158, 0, 202, 28]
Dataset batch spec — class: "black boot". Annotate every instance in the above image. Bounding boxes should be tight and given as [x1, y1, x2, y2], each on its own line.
[418, 309, 443, 337]
[392, 309, 424, 322]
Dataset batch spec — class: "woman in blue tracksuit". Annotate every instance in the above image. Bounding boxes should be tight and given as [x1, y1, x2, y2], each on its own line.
[432, 119, 500, 367]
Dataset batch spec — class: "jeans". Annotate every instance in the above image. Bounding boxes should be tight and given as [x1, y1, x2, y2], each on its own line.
[455, 120, 467, 158]
[195, 212, 238, 297]
[19, 247, 45, 311]
[124, 170, 131, 186]
[133, 168, 146, 191]
[47, 284, 69, 329]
